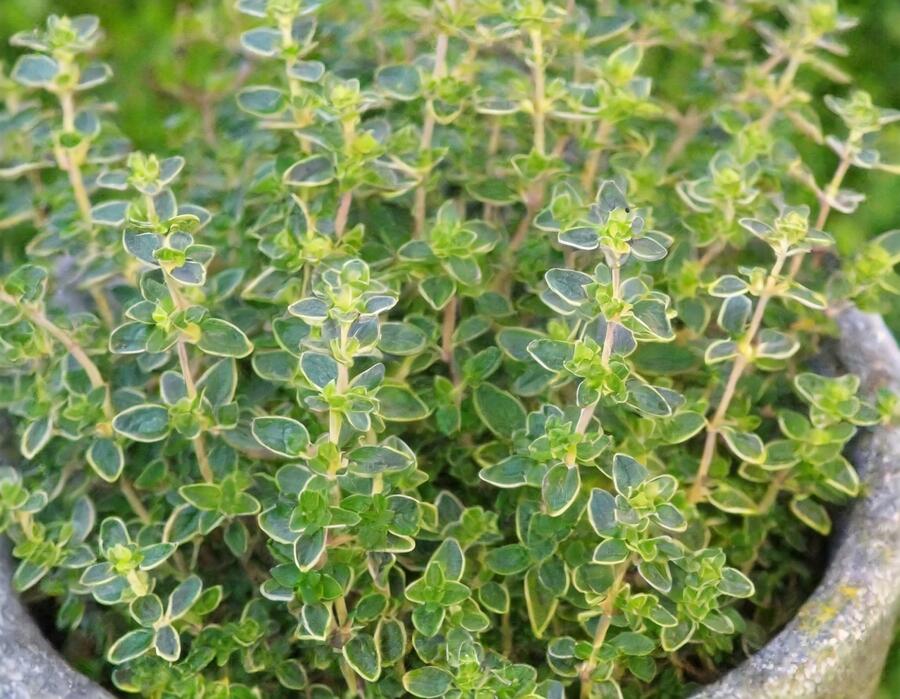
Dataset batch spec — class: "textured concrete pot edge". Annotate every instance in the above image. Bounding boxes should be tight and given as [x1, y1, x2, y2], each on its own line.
[0, 306, 897, 699]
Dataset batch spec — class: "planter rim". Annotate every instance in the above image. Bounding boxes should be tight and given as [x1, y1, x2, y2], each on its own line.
[693, 307, 900, 699]
[0, 306, 897, 699]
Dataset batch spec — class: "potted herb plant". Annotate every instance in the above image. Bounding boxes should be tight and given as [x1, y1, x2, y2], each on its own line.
[0, 2, 898, 698]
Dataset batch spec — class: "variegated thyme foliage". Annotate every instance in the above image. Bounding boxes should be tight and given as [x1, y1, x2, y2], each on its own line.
[0, 2, 898, 698]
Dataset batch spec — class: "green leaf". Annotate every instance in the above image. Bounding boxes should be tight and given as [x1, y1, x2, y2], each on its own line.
[542, 464, 580, 516]
[154, 624, 181, 662]
[237, 86, 287, 116]
[251, 416, 310, 458]
[709, 275, 748, 297]
[473, 384, 526, 439]
[629, 299, 674, 341]
[79, 562, 116, 587]
[348, 445, 413, 475]
[99, 517, 130, 552]
[276, 659, 308, 689]
[21, 416, 52, 459]
[0, 297, 21, 327]
[288, 298, 328, 324]
[497, 327, 546, 362]
[283, 155, 335, 187]
[167, 575, 203, 620]
[705, 339, 739, 364]
[524, 567, 558, 638]
[411, 603, 444, 637]
[485, 544, 531, 576]
[294, 528, 327, 570]
[478, 581, 510, 614]
[790, 496, 832, 535]
[197, 358, 238, 407]
[109, 322, 152, 354]
[657, 412, 706, 444]
[626, 381, 673, 417]
[179, 483, 222, 511]
[403, 666, 454, 698]
[12, 54, 59, 87]
[375, 64, 422, 100]
[300, 603, 331, 640]
[707, 483, 757, 515]
[376, 385, 430, 421]
[13, 560, 49, 592]
[5, 264, 47, 302]
[527, 339, 574, 372]
[379, 322, 428, 356]
[87, 439, 124, 482]
[719, 426, 766, 464]
[197, 318, 253, 358]
[605, 43, 643, 83]
[343, 633, 381, 682]
[112, 404, 170, 442]
[288, 60, 325, 82]
[108, 629, 154, 664]
[718, 567, 755, 598]
[821, 457, 860, 496]
[756, 329, 799, 360]
[139, 543, 176, 570]
[719, 295, 751, 335]
[588, 489, 617, 535]
[637, 560, 672, 594]
[225, 491, 260, 518]
[466, 178, 518, 205]
[418, 276, 456, 310]
[593, 539, 629, 564]
[431, 538, 465, 581]
[701, 610, 735, 635]
[463, 347, 502, 384]
[479, 455, 534, 489]
[454, 315, 491, 343]
[660, 620, 695, 652]
[224, 519, 249, 557]
[612, 632, 656, 656]
[240, 27, 280, 56]
[653, 503, 686, 532]
[300, 352, 338, 389]
[130, 594, 163, 627]
[545, 268, 592, 305]
[632, 343, 698, 375]
[376, 618, 407, 665]
[558, 226, 599, 250]
[612, 453, 648, 495]
[91, 200, 128, 226]
[782, 282, 826, 310]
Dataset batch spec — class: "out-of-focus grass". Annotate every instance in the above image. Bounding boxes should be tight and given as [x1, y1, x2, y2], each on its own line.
[876, 629, 900, 698]
[802, 0, 900, 333]
[0, 0, 190, 149]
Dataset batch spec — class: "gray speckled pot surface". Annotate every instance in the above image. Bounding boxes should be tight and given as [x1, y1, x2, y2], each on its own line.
[0, 307, 897, 699]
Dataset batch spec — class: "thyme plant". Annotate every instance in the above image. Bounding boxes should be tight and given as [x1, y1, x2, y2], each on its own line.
[0, 2, 898, 698]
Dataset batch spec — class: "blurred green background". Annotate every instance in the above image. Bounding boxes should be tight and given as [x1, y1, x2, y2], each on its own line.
[1, 0, 192, 149]
[0, 0, 898, 692]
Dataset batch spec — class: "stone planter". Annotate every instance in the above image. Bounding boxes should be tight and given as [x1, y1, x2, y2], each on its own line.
[1, 307, 897, 699]
[695, 307, 900, 699]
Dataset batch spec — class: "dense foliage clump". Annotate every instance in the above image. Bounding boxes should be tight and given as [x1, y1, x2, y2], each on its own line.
[0, 1, 898, 698]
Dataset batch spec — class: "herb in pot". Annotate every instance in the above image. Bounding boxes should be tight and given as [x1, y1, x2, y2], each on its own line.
[0, 2, 898, 698]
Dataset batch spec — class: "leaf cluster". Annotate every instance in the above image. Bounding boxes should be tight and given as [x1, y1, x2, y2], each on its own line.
[0, 2, 898, 699]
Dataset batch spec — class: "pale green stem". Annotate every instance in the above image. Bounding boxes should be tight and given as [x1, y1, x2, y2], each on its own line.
[689, 249, 787, 502]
